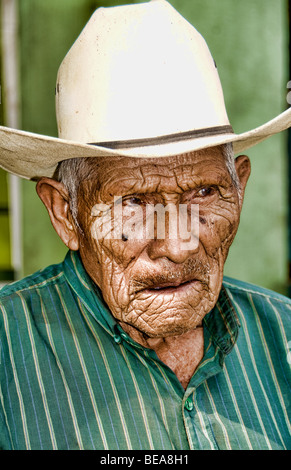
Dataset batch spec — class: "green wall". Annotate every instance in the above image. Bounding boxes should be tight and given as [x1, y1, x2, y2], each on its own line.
[14, 0, 289, 293]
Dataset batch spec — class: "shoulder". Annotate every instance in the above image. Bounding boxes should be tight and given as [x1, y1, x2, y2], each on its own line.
[222, 276, 291, 329]
[0, 262, 66, 307]
[223, 276, 291, 306]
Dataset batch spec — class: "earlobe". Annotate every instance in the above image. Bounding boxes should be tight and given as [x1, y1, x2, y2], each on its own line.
[36, 178, 79, 251]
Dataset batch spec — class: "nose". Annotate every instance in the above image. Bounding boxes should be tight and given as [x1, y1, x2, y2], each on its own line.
[145, 200, 200, 263]
[148, 203, 199, 264]
[147, 235, 199, 264]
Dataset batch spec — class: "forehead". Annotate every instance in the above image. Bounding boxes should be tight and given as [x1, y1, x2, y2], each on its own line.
[85, 146, 231, 195]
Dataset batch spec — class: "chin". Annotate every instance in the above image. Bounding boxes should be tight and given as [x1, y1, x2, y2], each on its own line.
[133, 316, 202, 338]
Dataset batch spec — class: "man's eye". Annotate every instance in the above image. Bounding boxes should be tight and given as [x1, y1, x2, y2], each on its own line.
[123, 196, 143, 206]
[196, 186, 215, 198]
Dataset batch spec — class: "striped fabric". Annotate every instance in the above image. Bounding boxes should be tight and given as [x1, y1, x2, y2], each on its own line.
[0, 250, 290, 450]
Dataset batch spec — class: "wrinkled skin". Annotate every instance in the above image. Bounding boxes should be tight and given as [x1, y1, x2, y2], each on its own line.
[37, 146, 250, 388]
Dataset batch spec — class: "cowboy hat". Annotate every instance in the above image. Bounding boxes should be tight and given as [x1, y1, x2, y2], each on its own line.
[1, 0, 290, 180]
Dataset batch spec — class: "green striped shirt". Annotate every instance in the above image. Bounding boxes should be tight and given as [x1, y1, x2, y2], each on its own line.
[0, 250, 290, 450]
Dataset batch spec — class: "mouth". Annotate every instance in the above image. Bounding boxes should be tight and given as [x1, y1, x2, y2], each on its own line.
[141, 278, 202, 295]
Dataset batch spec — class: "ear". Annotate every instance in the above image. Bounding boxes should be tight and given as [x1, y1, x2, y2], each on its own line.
[234, 155, 251, 205]
[36, 177, 79, 251]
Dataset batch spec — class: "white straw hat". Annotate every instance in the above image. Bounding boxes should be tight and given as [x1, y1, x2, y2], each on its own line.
[1, 0, 291, 180]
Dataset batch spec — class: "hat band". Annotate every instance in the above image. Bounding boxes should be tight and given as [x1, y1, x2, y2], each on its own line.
[91, 125, 234, 149]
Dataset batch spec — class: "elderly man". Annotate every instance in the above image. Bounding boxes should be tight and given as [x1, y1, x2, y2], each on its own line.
[0, 1, 290, 451]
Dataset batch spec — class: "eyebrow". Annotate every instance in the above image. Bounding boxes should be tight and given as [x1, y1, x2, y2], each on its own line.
[98, 174, 232, 204]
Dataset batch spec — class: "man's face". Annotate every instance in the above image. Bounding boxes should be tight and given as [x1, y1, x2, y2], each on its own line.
[73, 146, 247, 338]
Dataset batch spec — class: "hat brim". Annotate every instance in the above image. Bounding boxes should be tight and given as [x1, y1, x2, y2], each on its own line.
[1, 107, 291, 180]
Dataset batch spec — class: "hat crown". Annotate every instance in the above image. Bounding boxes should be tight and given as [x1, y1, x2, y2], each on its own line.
[56, 0, 230, 144]
[1, 0, 290, 181]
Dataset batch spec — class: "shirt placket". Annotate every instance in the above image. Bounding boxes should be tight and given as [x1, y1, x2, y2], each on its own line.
[182, 387, 220, 450]
[181, 328, 226, 450]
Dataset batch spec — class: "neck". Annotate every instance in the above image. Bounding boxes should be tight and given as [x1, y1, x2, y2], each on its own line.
[119, 322, 204, 389]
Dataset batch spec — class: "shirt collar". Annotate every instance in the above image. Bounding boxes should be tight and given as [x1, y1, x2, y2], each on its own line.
[62, 250, 118, 335]
[203, 285, 240, 355]
[63, 250, 240, 353]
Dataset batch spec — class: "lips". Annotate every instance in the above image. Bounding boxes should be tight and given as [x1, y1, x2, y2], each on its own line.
[150, 279, 193, 290]
[141, 277, 201, 294]
[133, 259, 209, 295]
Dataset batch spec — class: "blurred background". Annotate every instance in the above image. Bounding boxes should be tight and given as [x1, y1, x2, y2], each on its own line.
[0, 0, 290, 295]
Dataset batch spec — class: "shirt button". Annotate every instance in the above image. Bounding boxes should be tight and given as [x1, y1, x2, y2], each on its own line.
[113, 334, 122, 344]
[184, 397, 194, 411]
